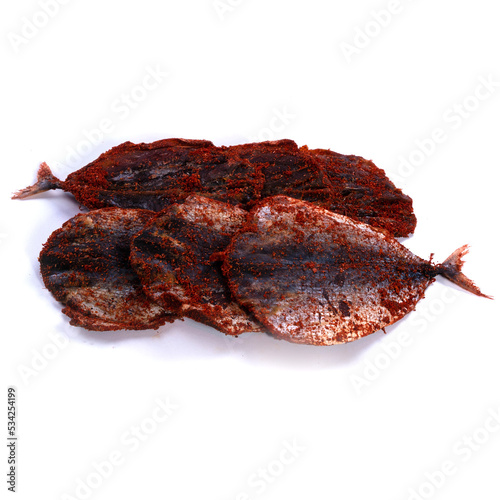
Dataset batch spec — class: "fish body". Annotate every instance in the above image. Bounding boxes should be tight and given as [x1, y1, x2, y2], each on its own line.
[14, 139, 416, 237]
[39, 208, 177, 331]
[130, 195, 261, 335]
[222, 196, 489, 345]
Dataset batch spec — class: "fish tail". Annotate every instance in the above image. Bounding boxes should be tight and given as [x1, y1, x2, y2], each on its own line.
[437, 245, 492, 299]
[12, 162, 63, 200]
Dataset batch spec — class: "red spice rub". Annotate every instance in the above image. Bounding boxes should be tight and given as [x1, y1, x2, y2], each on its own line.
[13, 138, 416, 237]
[130, 195, 261, 335]
[39, 208, 178, 331]
[222, 196, 490, 345]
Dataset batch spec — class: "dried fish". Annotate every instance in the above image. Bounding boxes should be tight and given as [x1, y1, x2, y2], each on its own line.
[13, 138, 416, 237]
[39, 208, 177, 331]
[130, 195, 261, 335]
[236, 140, 416, 237]
[309, 147, 414, 238]
[222, 196, 490, 345]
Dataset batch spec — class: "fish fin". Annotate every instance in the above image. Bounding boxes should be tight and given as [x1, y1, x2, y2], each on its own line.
[437, 245, 493, 299]
[12, 162, 63, 200]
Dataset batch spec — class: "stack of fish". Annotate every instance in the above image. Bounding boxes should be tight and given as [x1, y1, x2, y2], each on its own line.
[14, 139, 489, 345]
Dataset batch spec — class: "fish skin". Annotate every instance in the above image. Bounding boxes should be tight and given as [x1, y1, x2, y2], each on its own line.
[309, 148, 416, 238]
[39, 208, 177, 331]
[222, 196, 485, 345]
[236, 140, 416, 237]
[130, 195, 262, 336]
[65, 139, 263, 211]
[13, 139, 416, 237]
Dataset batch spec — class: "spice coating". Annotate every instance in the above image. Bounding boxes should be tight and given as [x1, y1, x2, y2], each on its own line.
[39, 208, 177, 331]
[130, 195, 261, 335]
[13, 138, 416, 237]
[222, 196, 490, 345]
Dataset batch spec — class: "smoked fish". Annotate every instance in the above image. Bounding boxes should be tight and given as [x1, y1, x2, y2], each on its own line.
[39, 208, 177, 331]
[13, 139, 416, 237]
[222, 196, 490, 345]
[130, 195, 261, 335]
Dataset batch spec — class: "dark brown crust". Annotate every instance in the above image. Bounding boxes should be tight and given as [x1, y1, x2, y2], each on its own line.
[130, 195, 262, 335]
[16, 139, 416, 237]
[39, 208, 178, 331]
[308, 147, 416, 238]
[64, 138, 263, 211]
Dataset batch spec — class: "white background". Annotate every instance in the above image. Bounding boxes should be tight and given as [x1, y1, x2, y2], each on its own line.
[1, 1, 500, 499]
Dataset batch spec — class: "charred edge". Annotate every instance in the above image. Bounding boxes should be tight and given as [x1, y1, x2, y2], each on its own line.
[437, 245, 492, 299]
[12, 163, 64, 200]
